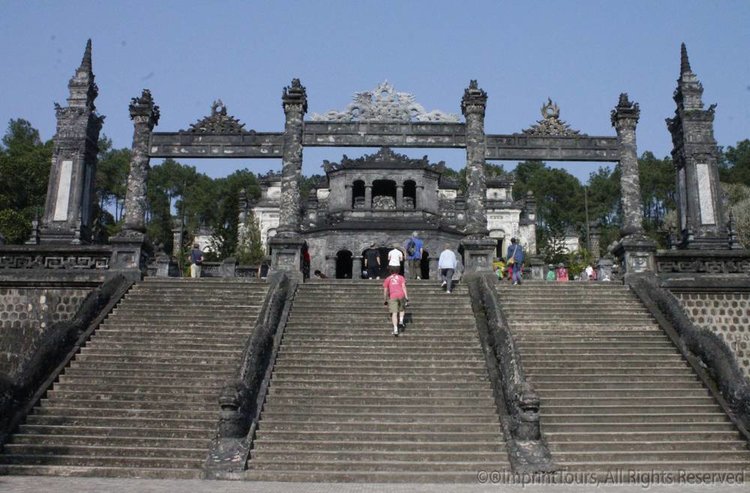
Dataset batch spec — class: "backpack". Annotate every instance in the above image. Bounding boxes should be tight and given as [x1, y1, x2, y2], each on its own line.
[406, 239, 416, 257]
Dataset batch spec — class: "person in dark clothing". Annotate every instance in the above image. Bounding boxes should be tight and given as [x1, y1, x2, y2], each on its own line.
[189, 243, 203, 278]
[506, 237, 524, 285]
[363, 242, 381, 279]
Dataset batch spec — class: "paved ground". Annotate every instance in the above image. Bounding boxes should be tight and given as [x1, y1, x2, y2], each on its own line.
[1, 477, 748, 493]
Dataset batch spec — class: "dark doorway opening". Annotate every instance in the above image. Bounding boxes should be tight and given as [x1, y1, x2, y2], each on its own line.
[335, 250, 353, 279]
[420, 249, 430, 279]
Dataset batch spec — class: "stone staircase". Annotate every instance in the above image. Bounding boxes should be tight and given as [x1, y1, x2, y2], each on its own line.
[497, 281, 750, 475]
[245, 279, 510, 482]
[0, 278, 268, 478]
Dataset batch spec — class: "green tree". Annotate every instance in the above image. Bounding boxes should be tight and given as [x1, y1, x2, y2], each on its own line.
[206, 169, 260, 260]
[638, 152, 675, 246]
[720, 139, 750, 185]
[0, 119, 52, 243]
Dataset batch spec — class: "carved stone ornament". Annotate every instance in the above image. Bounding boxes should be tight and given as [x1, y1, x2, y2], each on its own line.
[322, 147, 437, 172]
[184, 100, 248, 134]
[522, 98, 586, 137]
[311, 81, 460, 123]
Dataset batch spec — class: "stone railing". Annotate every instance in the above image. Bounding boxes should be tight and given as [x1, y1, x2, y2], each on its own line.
[0, 245, 112, 270]
[628, 273, 750, 438]
[0, 274, 133, 446]
[204, 271, 297, 478]
[656, 250, 750, 276]
[465, 272, 554, 473]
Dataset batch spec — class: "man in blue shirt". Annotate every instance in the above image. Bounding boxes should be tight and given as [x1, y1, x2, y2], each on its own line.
[506, 237, 524, 285]
[404, 231, 424, 280]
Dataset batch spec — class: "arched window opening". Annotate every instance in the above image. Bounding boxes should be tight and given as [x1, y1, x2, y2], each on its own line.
[403, 180, 417, 209]
[352, 180, 365, 209]
[372, 180, 396, 209]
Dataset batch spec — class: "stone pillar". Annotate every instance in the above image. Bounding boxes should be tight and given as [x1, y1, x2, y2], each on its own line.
[122, 89, 159, 232]
[353, 256, 363, 279]
[589, 223, 601, 261]
[461, 80, 489, 238]
[345, 184, 352, 210]
[110, 90, 160, 278]
[325, 255, 336, 278]
[429, 257, 439, 281]
[611, 93, 643, 237]
[277, 78, 307, 236]
[365, 185, 373, 209]
[667, 43, 731, 249]
[40, 40, 104, 244]
[396, 185, 404, 209]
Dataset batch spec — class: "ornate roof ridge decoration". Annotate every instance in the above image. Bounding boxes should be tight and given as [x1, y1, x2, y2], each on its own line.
[322, 146, 446, 173]
[184, 100, 249, 134]
[311, 81, 460, 123]
[521, 98, 586, 137]
[256, 170, 282, 182]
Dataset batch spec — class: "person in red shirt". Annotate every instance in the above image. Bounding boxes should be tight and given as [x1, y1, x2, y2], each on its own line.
[383, 266, 409, 337]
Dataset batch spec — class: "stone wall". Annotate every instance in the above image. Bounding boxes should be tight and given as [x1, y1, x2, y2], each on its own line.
[673, 291, 750, 379]
[0, 287, 91, 377]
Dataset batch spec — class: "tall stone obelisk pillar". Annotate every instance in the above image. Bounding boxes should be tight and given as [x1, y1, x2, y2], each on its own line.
[40, 40, 104, 244]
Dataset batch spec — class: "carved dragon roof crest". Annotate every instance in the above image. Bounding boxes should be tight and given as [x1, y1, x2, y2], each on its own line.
[521, 98, 586, 137]
[184, 100, 249, 134]
[311, 81, 460, 123]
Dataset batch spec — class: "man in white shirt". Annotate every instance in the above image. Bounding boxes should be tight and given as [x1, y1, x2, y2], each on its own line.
[438, 244, 458, 294]
[387, 244, 404, 273]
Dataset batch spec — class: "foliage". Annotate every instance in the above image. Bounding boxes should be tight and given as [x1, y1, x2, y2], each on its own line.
[206, 169, 260, 261]
[720, 139, 750, 185]
[723, 182, 750, 247]
[0, 119, 52, 243]
[235, 212, 265, 265]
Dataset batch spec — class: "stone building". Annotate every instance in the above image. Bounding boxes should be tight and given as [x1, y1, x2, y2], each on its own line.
[241, 147, 535, 278]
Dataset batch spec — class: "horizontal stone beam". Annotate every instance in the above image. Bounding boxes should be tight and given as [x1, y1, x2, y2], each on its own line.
[149, 132, 284, 158]
[485, 134, 619, 162]
[302, 121, 467, 148]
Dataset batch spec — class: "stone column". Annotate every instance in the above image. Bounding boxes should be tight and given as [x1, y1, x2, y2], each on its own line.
[589, 223, 601, 261]
[396, 185, 404, 209]
[460, 80, 496, 273]
[40, 40, 104, 244]
[277, 78, 307, 236]
[365, 185, 373, 209]
[611, 93, 643, 237]
[345, 184, 352, 210]
[353, 257, 363, 279]
[110, 89, 160, 278]
[269, 79, 307, 278]
[122, 89, 159, 232]
[461, 80, 489, 238]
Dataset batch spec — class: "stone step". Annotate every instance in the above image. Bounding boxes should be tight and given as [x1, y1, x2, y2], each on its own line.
[524, 361, 691, 370]
[539, 413, 730, 424]
[66, 361, 239, 373]
[553, 450, 750, 462]
[242, 469, 497, 483]
[282, 333, 479, 342]
[540, 422, 737, 433]
[73, 354, 239, 365]
[8, 434, 210, 449]
[62, 368, 234, 380]
[534, 388, 708, 398]
[541, 404, 719, 414]
[79, 341, 245, 351]
[32, 406, 217, 420]
[266, 396, 492, 407]
[511, 325, 661, 331]
[79, 347, 242, 357]
[84, 334, 250, 345]
[548, 440, 750, 452]
[40, 398, 216, 412]
[276, 346, 483, 357]
[530, 376, 698, 385]
[261, 403, 498, 415]
[248, 449, 508, 463]
[46, 390, 217, 404]
[532, 381, 700, 391]
[272, 361, 488, 372]
[267, 387, 494, 399]
[2, 444, 206, 459]
[46, 382, 223, 395]
[252, 439, 505, 453]
[283, 324, 477, 331]
[57, 375, 229, 388]
[255, 430, 502, 443]
[260, 412, 499, 425]
[517, 343, 674, 350]
[113, 303, 263, 312]
[246, 458, 502, 472]
[0, 454, 204, 469]
[539, 396, 717, 407]
[16, 424, 214, 439]
[540, 430, 746, 443]
[525, 367, 694, 376]
[552, 460, 750, 471]
[103, 314, 256, 322]
[516, 333, 668, 341]
[25, 415, 215, 429]
[0, 464, 201, 479]
[270, 374, 489, 385]
[521, 352, 684, 361]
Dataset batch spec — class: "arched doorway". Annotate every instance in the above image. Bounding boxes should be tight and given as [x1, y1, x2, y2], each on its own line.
[420, 249, 430, 279]
[335, 250, 353, 279]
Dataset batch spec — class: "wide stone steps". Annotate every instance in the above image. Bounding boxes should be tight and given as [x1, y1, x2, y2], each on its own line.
[497, 281, 750, 473]
[247, 283, 509, 482]
[0, 279, 269, 479]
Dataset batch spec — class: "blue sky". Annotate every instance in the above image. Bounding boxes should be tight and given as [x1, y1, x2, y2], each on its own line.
[1, 1, 748, 183]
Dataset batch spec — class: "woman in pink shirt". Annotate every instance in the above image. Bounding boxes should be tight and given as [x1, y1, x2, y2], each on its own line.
[383, 266, 409, 336]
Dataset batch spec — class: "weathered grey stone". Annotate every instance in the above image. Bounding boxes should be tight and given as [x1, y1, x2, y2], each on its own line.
[39, 40, 104, 244]
[461, 80, 489, 238]
[277, 79, 307, 236]
[611, 93, 644, 237]
[667, 43, 732, 249]
[122, 89, 159, 232]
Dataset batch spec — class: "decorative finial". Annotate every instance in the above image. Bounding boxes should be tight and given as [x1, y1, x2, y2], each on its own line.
[80, 39, 93, 73]
[680, 42, 691, 75]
